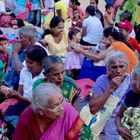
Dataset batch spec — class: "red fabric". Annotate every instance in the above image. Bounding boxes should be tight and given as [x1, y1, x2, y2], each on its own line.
[75, 78, 94, 99]
[12, 106, 42, 140]
[0, 15, 15, 27]
[16, 12, 29, 20]
[128, 37, 140, 50]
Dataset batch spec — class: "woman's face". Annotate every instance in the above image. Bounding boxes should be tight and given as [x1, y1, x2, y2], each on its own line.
[46, 63, 65, 87]
[52, 22, 64, 35]
[108, 57, 128, 79]
[43, 92, 65, 120]
[73, 32, 81, 43]
[104, 36, 112, 47]
[25, 56, 42, 75]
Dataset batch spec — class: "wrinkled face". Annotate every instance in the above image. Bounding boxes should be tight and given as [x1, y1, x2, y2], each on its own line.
[90, 0, 97, 9]
[73, 32, 81, 43]
[131, 74, 140, 93]
[19, 34, 32, 49]
[46, 63, 65, 87]
[108, 57, 128, 79]
[25, 56, 42, 75]
[0, 40, 8, 52]
[52, 22, 64, 35]
[43, 92, 65, 120]
[119, 28, 129, 38]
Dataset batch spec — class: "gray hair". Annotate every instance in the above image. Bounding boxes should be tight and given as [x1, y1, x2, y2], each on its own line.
[18, 26, 38, 43]
[132, 64, 140, 85]
[32, 82, 62, 114]
[104, 51, 128, 66]
[42, 55, 63, 75]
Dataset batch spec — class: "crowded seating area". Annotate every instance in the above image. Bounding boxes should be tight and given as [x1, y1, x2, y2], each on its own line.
[0, 0, 140, 139]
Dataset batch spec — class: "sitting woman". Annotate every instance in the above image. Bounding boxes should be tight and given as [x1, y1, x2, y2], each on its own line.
[33, 55, 80, 106]
[72, 26, 138, 73]
[89, 51, 131, 139]
[0, 45, 47, 103]
[13, 83, 93, 140]
[42, 16, 68, 61]
[116, 64, 140, 140]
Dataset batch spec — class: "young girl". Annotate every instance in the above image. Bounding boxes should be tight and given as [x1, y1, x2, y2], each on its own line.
[65, 28, 84, 79]
[116, 64, 140, 140]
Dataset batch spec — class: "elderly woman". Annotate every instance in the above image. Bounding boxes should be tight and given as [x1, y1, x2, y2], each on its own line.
[89, 51, 131, 140]
[13, 83, 93, 140]
[33, 55, 80, 105]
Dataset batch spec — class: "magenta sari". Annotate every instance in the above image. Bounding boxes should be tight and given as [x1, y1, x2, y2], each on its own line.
[40, 102, 84, 140]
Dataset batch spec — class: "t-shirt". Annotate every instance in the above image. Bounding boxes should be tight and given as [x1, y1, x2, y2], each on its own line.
[83, 15, 103, 44]
[123, 90, 140, 109]
[19, 67, 44, 100]
[55, 0, 68, 20]
[128, 37, 140, 50]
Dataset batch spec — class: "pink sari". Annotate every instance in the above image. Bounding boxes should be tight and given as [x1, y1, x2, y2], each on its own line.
[40, 102, 84, 140]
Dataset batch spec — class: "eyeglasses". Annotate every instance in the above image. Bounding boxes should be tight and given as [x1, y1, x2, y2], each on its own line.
[47, 99, 65, 112]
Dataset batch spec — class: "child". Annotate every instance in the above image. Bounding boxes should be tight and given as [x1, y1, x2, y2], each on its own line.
[116, 21, 140, 52]
[0, 35, 10, 74]
[65, 28, 84, 79]
[116, 64, 140, 140]
[104, 4, 114, 28]
[119, 10, 136, 38]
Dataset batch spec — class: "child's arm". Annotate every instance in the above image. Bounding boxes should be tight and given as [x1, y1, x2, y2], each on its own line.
[40, 0, 45, 9]
[104, 13, 114, 26]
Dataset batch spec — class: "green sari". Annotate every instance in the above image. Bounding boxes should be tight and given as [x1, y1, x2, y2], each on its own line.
[32, 76, 80, 105]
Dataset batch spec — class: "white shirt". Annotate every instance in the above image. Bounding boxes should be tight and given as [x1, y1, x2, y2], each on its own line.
[19, 67, 44, 100]
[83, 16, 103, 44]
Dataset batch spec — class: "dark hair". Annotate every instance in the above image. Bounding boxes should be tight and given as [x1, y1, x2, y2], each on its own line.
[120, 10, 132, 22]
[92, 0, 99, 4]
[42, 55, 63, 75]
[104, 26, 134, 50]
[105, 4, 113, 10]
[25, 45, 48, 64]
[86, 5, 95, 16]
[42, 16, 64, 37]
[16, 19, 25, 28]
[71, 0, 80, 6]
[68, 28, 81, 40]
[0, 30, 3, 35]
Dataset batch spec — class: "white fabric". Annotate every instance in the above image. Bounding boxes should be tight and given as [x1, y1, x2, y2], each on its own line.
[83, 16, 103, 44]
[129, 28, 136, 38]
[0, 1, 6, 13]
[45, 0, 54, 10]
[62, 0, 69, 6]
[19, 67, 44, 100]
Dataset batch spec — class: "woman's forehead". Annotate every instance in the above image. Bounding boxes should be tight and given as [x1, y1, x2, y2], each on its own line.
[109, 58, 127, 65]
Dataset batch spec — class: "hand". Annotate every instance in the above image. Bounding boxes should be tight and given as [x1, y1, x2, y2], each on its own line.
[109, 76, 123, 92]
[118, 126, 132, 140]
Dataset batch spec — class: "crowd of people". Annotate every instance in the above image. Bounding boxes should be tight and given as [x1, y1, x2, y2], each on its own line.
[0, 0, 140, 140]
